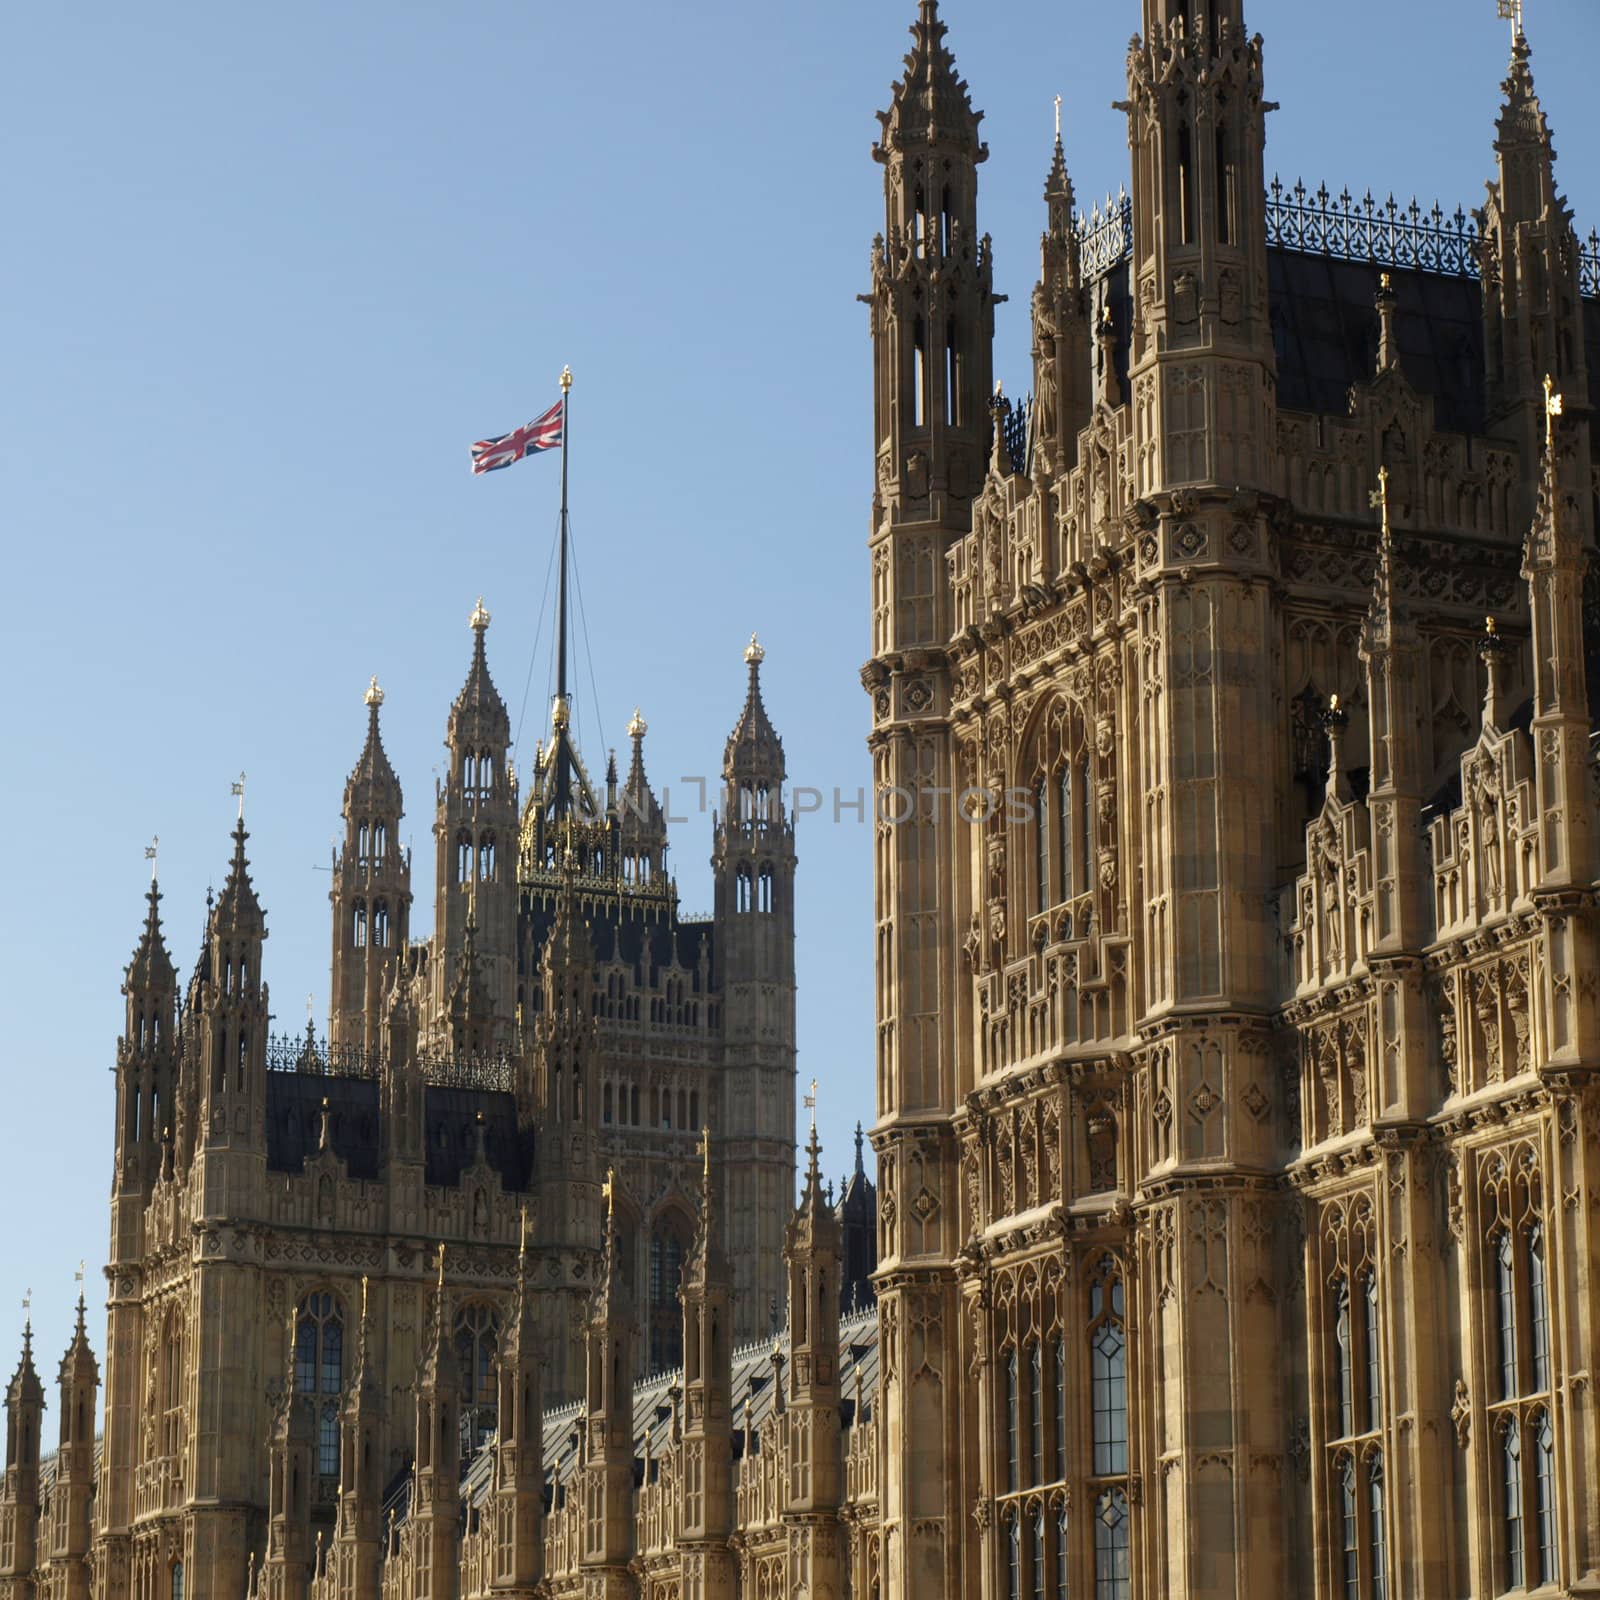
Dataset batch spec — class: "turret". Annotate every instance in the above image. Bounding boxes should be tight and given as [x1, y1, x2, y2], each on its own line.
[0, 1321, 44, 1596]
[410, 1253, 461, 1600]
[490, 1213, 545, 1596]
[1122, 0, 1276, 494]
[43, 1295, 97, 1597]
[332, 1280, 382, 1600]
[433, 599, 517, 1049]
[1030, 112, 1094, 479]
[617, 708, 667, 888]
[580, 1195, 635, 1598]
[677, 1137, 734, 1598]
[329, 678, 411, 1053]
[1478, 28, 1590, 490]
[836, 1123, 878, 1313]
[711, 636, 797, 1340]
[113, 874, 177, 1251]
[866, 0, 997, 530]
[263, 1314, 315, 1600]
[196, 811, 270, 1201]
[781, 1125, 844, 1599]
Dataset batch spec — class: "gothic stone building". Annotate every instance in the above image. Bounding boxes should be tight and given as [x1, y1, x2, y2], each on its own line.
[5, 0, 1600, 1596]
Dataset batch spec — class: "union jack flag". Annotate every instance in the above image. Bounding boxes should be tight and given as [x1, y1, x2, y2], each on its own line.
[470, 399, 564, 475]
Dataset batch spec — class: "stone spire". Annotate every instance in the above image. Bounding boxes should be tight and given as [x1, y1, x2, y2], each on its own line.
[580, 1201, 636, 1597]
[491, 1213, 545, 1596]
[618, 707, 667, 884]
[877, 0, 986, 161]
[46, 1295, 98, 1598]
[1032, 103, 1092, 476]
[0, 1317, 44, 1592]
[333, 1280, 383, 1600]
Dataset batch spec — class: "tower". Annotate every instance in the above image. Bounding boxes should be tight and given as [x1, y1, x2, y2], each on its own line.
[102, 873, 178, 1595]
[0, 1321, 43, 1600]
[676, 1140, 734, 1600]
[408, 1258, 461, 1600]
[1479, 28, 1591, 500]
[433, 598, 517, 1048]
[711, 636, 796, 1340]
[489, 1218, 544, 1597]
[862, 5, 992, 1592]
[329, 678, 411, 1053]
[44, 1296, 97, 1600]
[332, 1281, 382, 1600]
[782, 1125, 844, 1600]
[1120, 3, 1288, 1595]
[580, 1200, 635, 1600]
[1030, 120, 1094, 482]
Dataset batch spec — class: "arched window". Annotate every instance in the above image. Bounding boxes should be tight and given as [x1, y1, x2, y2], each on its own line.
[296, 1293, 343, 1397]
[1534, 1412, 1556, 1587]
[1503, 1421, 1525, 1591]
[1004, 1347, 1020, 1493]
[736, 866, 753, 914]
[1368, 1453, 1388, 1600]
[1093, 1489, 1130, 1600]
[1528, 1224, 1550, 1392]
[1333, 1277, 1353, 1438]
[453, 1303, 500, 1456]
[1338, 1456, 1358, 1600]
[602, 1082, 613, 1125]
[372, 901, 389, 949]
[758, 864, 775, 914]
[1057, 767, 1074, 902]
[1052, 1334, 1067, 1482]
[1077, 756, 1095, 923]
[1363, 1273, 1381, 1434]
[1035, 777, 1050, 913]
[649, 1214, 691, 1371]
[318, 1401, 338, 1478]
[1056, 1499, 1069, 1597]
[1006, 1509, 1021, 1600]
[170, 1562, 184, 1600]
[945, 317, 961, 428]
[1028, 1339, 1044, 1487]
[913, 317, 928, 430]
[1215, 128, 1236, 245]
[1177, 122, 1195, 244]
[352, 902, 367, 949]
[1495, 1231, 1519, 1399]
[1089, 1262, 1127, 1476]
[1031, 1506, 1046, 1600]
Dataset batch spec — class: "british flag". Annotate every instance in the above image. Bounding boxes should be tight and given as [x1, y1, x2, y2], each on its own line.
[470, 398, 564, 475]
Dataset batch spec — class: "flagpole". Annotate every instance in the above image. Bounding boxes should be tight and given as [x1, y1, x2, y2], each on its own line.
[555, 364, 573, 818]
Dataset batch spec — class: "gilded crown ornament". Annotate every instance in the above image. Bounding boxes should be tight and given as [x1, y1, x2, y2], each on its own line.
[744, 633, 765, 667]
[365, 675, 384, 709]
[627, 706, 648, 739]
[469, 596, 491, 632]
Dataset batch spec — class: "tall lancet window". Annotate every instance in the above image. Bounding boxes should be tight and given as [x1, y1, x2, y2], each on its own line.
[1089, 1262, 1126, 1476]
[1036, 777, 1051, 914]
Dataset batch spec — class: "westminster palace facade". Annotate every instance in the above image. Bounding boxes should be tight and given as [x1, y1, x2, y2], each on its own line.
[5, 0, 1600, 1596]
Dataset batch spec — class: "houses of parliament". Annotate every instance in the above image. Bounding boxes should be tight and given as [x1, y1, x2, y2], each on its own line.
[5, 0, 1600, 1594]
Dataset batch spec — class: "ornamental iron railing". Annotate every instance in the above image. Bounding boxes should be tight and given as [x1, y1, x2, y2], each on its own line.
[264, 1030, 515, 1094]
[1072, 179, 1600, 298]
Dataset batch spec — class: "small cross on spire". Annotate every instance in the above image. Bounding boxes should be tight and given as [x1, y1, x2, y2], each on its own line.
[1497, 0, 1525, 40]
[144, 835, 158, 881]
[231, 772, 247, 821]
[804, 1077, 818, 1139]
[1053, 94, 1062, 139]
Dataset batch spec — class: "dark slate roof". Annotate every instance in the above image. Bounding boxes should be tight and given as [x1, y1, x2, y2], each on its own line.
[423, 1087, 533, 1191]
[267, 1073, 382, 1181]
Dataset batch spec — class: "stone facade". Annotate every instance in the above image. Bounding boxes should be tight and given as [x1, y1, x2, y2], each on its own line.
[4, 1, 1600, 1597]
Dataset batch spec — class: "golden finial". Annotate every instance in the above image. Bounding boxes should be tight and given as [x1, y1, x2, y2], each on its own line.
[1544, 372, 1565, 455]
[469, 596, 491, 632]
[744, 633, 765, 667]
[1053, 94, 1062, 139]
[435, 1242, 446, 1290]
[360, 1277, 369, 1318]
[994, 379, 1004, 399]
[1379, 271, 1393, 292]
[559, 365, 573, 394]
[627, 706, 648, 740]
[1486, 614, 1499, 638]
[701, 1126, 712, 1185]
[1368, 464, 1391, 542]
[518, 1206, 529, 1256]
[602, 1168, 615, 1219]
[551, 694, 571, 732]
[365, 675, 384, 709]
[1328, 693, 1340, 714]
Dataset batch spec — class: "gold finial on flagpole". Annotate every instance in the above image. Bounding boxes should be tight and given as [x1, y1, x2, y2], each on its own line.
[1544, 372, 1565, 455]
[1368, 464, 1391, 544]
[560, 365, 573, 394]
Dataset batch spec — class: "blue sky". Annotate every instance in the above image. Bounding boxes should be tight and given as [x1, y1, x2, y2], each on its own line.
[2, 0, 1596, 1375]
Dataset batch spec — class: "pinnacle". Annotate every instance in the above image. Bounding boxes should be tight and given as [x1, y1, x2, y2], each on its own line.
[126, 875, 176, 994]
[347, 678, 402, 812]
[212, 815, 265, 934]
[724, 635, 784, 778]
[448, 598, 511, 754]
[876, 0, 986, 162]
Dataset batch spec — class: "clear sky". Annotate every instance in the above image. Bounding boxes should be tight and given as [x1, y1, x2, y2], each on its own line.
[2, 0, 1596, 1377]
